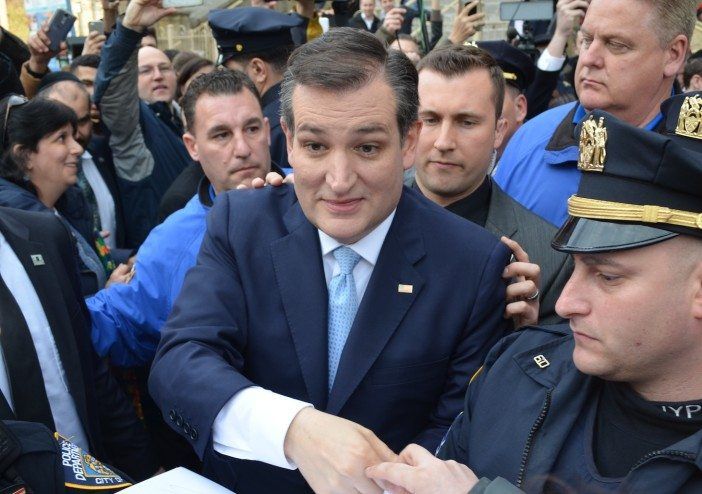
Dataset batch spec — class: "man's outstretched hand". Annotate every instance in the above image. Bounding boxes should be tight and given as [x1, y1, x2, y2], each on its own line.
[284, 408, 397, 494]
[366, 444, 479, 494]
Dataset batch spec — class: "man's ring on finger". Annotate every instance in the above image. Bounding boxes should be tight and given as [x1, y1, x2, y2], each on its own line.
[525, 289, 540, 301]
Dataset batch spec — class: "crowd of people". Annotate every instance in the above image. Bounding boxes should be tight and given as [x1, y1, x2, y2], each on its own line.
[0, 0, 701, 491]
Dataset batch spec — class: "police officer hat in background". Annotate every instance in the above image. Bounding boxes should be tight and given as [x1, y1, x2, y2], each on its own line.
[552, 96, 702, 253]
[477, 40, 535, 92]
[208, 7, 303, 64]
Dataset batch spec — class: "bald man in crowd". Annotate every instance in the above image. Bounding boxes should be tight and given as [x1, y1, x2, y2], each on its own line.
[94, 0, 193, 246]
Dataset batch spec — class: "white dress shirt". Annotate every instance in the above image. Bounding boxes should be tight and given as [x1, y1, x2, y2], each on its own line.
[81, 151, 117, 250]
[537, 48, 567, 72]
[361, 12, 375, 30]
[212, 211, 397, 469]
[0, 232, 89, 451]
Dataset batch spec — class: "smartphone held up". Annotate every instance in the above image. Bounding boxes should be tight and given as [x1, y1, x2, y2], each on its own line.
[46, 9, 76, 52]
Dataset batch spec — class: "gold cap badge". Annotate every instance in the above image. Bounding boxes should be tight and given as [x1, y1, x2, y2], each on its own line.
[675, 95, 702, 140]
[235, 43, 244, 52]
[578, 115, 607, 173]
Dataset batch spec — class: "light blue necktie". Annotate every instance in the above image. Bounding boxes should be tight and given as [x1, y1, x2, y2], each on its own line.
[328, 246, 361, 392]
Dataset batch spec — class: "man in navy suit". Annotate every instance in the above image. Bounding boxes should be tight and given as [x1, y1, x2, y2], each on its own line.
[149, 26, 510, 494]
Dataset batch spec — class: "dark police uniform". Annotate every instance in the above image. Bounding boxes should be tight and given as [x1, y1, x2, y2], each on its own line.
[0, 420, 132, 493]
[209, 8, 304, 171]
[477, 40, 557, 121]
[438, 92, 702, 494]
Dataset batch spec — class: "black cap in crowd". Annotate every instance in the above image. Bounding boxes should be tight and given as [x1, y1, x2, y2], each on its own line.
[477, 41, 535, 92]
[552, 100, 702, 253]
[208, 7, 303, 64]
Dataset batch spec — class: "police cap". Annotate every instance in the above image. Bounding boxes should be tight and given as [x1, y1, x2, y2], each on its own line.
[661, 91, 702, 152]
[208, 7, 303, 63]
[477, 41, 535, 91]
[552, 106, 702, 253]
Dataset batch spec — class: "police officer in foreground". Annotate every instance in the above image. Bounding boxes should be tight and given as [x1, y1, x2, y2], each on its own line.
[367, 93, 702, 493]
[209, 7, 303, 170]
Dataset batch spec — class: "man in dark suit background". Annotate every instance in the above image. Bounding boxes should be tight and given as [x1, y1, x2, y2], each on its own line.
[149, 27, 510, 494]
[350, 0, 381, 32]
[0, 207, 158, 480]
[409, 44, 571, 326]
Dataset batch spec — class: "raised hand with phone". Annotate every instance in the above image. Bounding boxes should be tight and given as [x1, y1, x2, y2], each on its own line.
[546, 0, 590, 58]
[25, 13, 73, 80]
[122, 0, 177, 33]
[448, 0, 485, 45]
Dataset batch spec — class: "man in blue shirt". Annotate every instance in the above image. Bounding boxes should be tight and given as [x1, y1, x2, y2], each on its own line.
[493, 0, 693, 227]
[88, 68, 275, 367]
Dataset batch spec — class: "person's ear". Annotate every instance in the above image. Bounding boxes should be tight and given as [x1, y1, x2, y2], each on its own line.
[515, 93, 528, 124]
[493, 116, 508, 151]
[248, 58, 268, 86]
[401, 119, 422, 171]
[690, 74, 702, 91]
[12, 144, 31, 170]
[182, 132, 199, 162]
[663, 34, 688, 79]
[281, 118, 294, 166]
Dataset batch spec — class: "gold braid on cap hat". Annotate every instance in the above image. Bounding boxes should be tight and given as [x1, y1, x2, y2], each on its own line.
[570, 114, 702, 229]
[567, 196, 702, 230]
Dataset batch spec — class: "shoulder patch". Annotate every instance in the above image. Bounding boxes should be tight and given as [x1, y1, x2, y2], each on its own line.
[55, 434, 132, 491]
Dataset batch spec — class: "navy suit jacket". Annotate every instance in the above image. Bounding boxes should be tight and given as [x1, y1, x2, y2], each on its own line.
[149, 185, 510, 493]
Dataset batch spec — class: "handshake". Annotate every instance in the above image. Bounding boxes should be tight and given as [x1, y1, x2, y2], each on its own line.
[283, 408, 479, 494]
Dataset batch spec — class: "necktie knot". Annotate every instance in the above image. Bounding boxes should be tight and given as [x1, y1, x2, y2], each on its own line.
[333, 246, 361, 275]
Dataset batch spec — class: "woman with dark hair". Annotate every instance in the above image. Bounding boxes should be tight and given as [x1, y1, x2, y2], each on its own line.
[176, 57, 214, 103]
[0, 95, 112, 294]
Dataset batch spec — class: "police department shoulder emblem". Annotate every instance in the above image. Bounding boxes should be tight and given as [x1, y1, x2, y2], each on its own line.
[55, 433, 132, 491]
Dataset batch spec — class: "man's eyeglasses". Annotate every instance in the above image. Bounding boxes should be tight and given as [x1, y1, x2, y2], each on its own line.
[137, 64, 175, 77]
[1, 95, 29, 152]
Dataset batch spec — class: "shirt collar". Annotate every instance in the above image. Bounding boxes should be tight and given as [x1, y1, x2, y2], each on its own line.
[572, 87, 674, 130]
[318, 209, 396, 267]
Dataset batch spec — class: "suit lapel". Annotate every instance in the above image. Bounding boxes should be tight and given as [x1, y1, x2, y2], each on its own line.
[327, 193, 426, 415]
[271, 203, 329, 410]
[484, 183, 519, 239]
[0, 215, 91, 438]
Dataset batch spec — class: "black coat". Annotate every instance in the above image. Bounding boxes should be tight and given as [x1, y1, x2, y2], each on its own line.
[87, 132, 129, 249]
[0, 207, 158, 480]
[349, 12, 380, 32]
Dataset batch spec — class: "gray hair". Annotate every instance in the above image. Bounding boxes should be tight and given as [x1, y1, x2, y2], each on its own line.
[641, 0, 697, 46]
[280, 27, 418, 139]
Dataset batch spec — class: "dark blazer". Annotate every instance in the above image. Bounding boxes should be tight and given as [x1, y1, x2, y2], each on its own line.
[262, 82, 288, 170]
[0, 207, 157, 480]
[350, 11, 380, 32]
[485, 184, 572, 324]
[149, 185, 510, 493]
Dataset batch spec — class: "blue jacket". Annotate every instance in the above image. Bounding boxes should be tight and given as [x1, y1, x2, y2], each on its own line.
[149, 185, 510, 494]
[494, 102, 665, 228]
[87, 184, 212, 367]
[439, 325, 702, 493]
[94, 22, 192, 247]
[493, 102, 580, 227]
